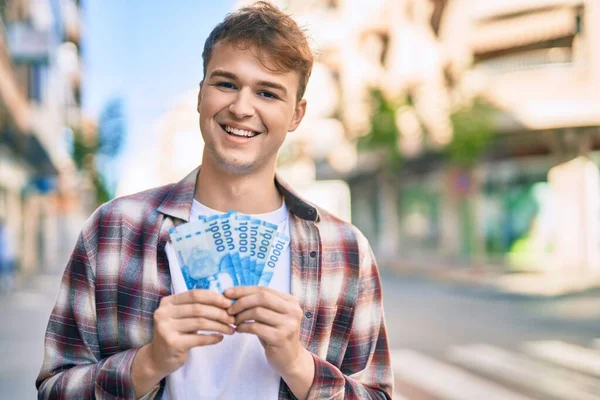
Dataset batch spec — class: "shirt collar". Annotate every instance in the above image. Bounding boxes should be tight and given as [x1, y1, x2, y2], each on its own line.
[157, 166, 320, 223]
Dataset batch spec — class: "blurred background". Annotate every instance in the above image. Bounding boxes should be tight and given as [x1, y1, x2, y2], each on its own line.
[1, 0, 600, 398]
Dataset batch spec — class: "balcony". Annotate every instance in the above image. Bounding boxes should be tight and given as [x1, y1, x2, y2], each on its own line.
[476, 47, 573, 74]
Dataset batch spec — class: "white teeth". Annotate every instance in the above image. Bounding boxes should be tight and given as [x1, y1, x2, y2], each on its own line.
[224, 125, 257, 137]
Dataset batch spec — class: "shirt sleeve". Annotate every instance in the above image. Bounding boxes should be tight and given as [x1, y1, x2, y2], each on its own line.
[305, 243, 394, 400]
[35, 227, 161, 400]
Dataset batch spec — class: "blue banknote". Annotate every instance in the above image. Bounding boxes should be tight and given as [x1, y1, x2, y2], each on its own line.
[169, 222, 236, 292]
[253, 219, 278, 285]
[203, 214, 240, 287]
[168, 211, 286, 291]
[234, 214, 253, 285]
[258, 231, 290, 287]
[248, 218, 260, 283]
[218, 212, 245, 285]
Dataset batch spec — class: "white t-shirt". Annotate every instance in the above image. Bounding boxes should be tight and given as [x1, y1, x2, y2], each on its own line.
[162, 200, 291, 400]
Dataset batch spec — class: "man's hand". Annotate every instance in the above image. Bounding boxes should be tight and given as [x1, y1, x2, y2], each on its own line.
[225, 287, 315, 399]
[132, 289, 235, 397]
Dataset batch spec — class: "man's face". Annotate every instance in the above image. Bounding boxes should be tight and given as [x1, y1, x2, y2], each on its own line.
[197, 41, 307, 175]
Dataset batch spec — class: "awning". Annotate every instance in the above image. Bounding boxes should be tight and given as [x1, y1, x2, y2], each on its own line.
[482, 68, 600, 131]
[471, 7, 579, 54]
[470, 0, 583, 21]
[0, 127, 57, 175]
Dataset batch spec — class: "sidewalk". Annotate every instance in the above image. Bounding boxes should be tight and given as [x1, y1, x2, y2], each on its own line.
[0, 271, 62, 399]
[385, 260, 600, 297]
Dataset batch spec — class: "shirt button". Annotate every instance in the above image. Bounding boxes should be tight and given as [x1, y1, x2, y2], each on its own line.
[309, 251, 317, 258]
[304, 311, 313, 319]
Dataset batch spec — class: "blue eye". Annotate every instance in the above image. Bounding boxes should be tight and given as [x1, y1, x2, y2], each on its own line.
[258, 91, 278, 99]
[215, 82, 236, 89]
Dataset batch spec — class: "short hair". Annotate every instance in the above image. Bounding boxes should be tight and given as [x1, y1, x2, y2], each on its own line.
[202, 1, 313, 102]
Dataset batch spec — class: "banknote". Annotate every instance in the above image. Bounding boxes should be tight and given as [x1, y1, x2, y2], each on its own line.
[169, 221, 236, 292]
[248, 218, 260, 284]
[168, 210, 287, 292]
[203, 214, 240, 287]
[218, 211, 246, 285]
[234, 214, 253, 285]
[253, 219, 278, 285]
[168, 215, 206, 249]
[258, 231, 290, 287]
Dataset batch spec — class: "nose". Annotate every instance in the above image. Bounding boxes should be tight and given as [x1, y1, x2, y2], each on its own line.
[228, 89, 255, 118]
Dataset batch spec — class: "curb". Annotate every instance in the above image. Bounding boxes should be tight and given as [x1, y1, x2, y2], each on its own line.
[383, 262, 600, 298]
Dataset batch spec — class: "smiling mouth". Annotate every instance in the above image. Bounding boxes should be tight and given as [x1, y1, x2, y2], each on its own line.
[220, 124, 261, 138]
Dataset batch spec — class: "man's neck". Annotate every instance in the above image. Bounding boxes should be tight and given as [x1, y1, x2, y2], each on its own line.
[194, 163, 282, 215]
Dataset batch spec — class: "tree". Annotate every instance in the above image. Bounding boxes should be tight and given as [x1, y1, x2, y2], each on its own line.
[444, 98, 495, 168]
[442, 98, 496, 262]
[69, 98, 127, 206]
[96, 99, 126, 198]
[357, 89, 404, 169]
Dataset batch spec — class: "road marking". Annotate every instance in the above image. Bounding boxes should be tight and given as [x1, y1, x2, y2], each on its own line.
[448, 343, 600, 400]
[523, 341, 600, 378]
[391, 349, 533, 400]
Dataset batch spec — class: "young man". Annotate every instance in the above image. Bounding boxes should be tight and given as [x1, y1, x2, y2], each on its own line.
[37, 2, 393, 399]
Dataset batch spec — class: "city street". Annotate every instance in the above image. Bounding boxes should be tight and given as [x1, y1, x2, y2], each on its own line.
[0, 273, 61, 399]
[381, 272, 600, 399]
[2, 0, 600, 399]
[1, 270, 599, 399]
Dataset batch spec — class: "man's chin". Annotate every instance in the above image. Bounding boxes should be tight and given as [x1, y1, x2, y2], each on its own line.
[214, 157, 258, 176]
[205, 147, 272, 176]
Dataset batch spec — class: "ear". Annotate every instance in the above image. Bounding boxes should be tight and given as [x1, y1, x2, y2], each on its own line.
[197, 81, 204, 113]
[288, 99, 307, 132]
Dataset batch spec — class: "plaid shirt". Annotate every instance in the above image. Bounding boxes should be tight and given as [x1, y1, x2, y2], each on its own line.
[36, 167, 393, 399]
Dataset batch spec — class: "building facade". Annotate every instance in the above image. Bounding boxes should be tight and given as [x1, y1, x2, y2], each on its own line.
[0, 0, 92, 278]
[233, 0, 600, 274]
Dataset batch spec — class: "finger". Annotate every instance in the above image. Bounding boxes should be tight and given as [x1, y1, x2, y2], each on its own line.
[180, 333, 224, 349]
[171, 289, 232, 308]
[234, 307, 283, 327]
[227, 291, 289, 315]
[262, 288, 296, 302]
[224, 286, 260, 299]
[225, 286, 295, 302]
[172, 304, 235, 325]
[235, 322, 278, 343]
[175, 318, 235, 335]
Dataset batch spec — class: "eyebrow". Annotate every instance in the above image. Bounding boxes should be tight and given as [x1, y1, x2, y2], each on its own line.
[209, 69, 288, 96]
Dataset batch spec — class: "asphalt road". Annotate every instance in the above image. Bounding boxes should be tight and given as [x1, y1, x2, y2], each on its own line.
[380, 272, 600, 399]
[381, 272, 600, 354]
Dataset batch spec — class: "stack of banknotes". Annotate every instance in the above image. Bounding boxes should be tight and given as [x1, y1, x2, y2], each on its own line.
[168, 211, 290, 293]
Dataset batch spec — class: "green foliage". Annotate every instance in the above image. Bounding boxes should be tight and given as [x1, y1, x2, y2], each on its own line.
[70, 128, 112, 206]
[357, 89, 404, 168]
[91, 170, 111, 205]
[71, 128, 91, 170]
[358, 91, 495, 170]
[445, 99, 495, 167]
[69, 97, 126, 206]
[0, 0, 7, 20]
